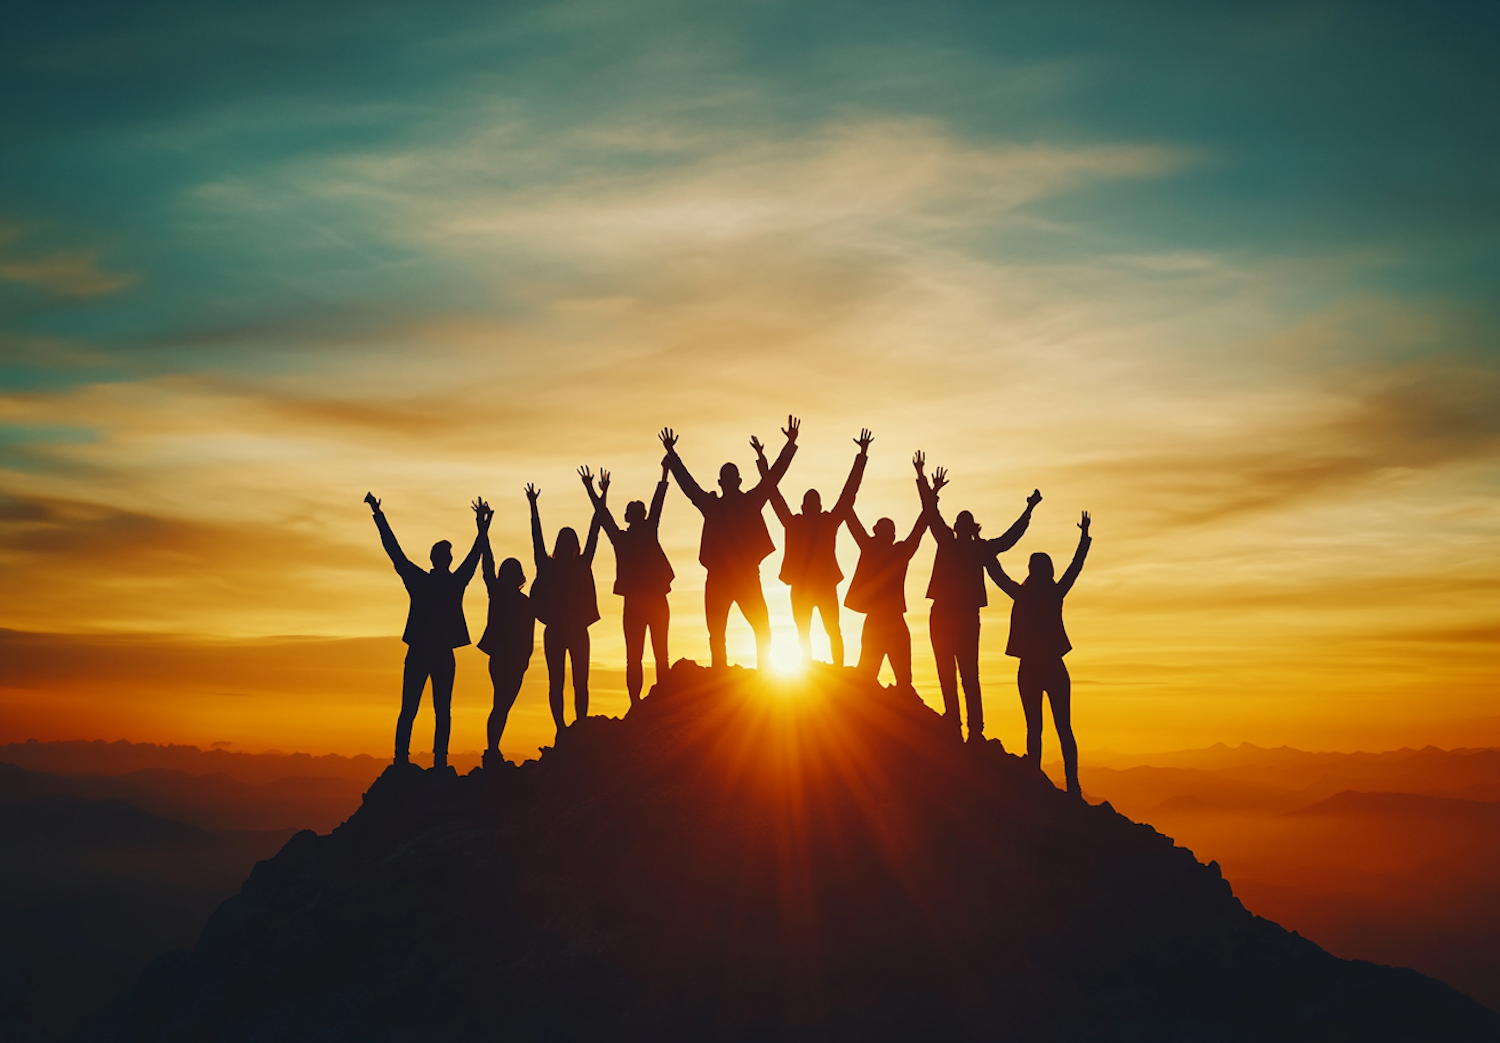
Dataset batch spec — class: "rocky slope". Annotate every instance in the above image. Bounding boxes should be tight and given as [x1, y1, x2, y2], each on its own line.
[81, 662, 1500, 1041]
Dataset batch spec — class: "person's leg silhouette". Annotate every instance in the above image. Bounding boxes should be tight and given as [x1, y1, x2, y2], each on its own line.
[929, 608, 963, 734]
[1018, 659, 1046, 767]
[704, 574, 733, 668]
[486, 659, 524, 754]
[811, 585, 844, 666]
[955, 615, 983, 740]
[429, 650, 456, 769]
[736, 585, 773, 671]
[791, 586, 816, 663]
[544, 625, 568, 735]
[623, 597, 648, 704]
[888, 615, 913, 690]
[395, 649, 432, 764]
[647, 595, 670, 689]
[569, 628, 590, 721]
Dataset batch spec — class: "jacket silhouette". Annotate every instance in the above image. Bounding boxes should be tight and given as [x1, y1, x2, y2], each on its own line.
[366, 493, 489, 769]
[918, 465, 1039, 743]
[759, 428, 870, 666]
[582, 462, 674, 705]
[988, 513, 1091, 795]
[661, 417, 799, 670]
[844, 458, 933, 689]
[478, 542, 535, 767]
[528, 484, 602, 739]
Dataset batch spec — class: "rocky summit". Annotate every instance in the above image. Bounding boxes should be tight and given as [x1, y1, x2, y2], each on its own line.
[82, 662, 1498, 1042]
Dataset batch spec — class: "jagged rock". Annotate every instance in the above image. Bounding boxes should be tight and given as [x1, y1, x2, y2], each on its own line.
[80, 662, 1499, 1041]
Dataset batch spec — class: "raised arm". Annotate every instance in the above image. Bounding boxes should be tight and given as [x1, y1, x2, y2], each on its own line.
[583, 502, 603, 565]
[647, 457, 671, 527]
[660, 427, 711, 511]
[480, 527, 497, 585]
[1057, 511, 1092, 597]
[752, 436, 794, 526]
[526, 484, 547, 574]
[832, 428, 872, 518]
[579, 466, 621, 541]
[454, 498, 490, 584]
[985, 555, 1023, 599]
[844, 507, 872, 548]
[985, 489, 1042, 554]
[366, 492, 417, 576]
[747, 415, 799, 505]
[914, 453, 952, 541]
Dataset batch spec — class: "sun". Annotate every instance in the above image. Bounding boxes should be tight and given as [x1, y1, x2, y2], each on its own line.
[769, 641, 805, 678]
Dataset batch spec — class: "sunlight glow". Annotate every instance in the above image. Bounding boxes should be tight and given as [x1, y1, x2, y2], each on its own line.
[769, 641, 806, 678]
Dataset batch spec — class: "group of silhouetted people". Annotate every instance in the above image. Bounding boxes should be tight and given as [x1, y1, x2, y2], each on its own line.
[366, 418, 1093, 795]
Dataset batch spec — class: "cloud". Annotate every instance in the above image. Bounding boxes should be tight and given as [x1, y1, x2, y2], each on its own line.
[0, 225, 137, 299]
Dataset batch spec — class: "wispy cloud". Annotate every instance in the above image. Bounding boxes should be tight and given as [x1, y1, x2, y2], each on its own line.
[0, 225, 137, 299]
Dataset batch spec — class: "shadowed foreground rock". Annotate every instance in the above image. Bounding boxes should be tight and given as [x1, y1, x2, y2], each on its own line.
[80, 663, 1499, 1041]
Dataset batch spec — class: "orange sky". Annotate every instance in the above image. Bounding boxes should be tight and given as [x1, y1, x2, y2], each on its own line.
[2, 6, 1498, 762]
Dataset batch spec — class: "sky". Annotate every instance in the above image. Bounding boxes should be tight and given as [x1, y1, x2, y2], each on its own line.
[2, 0, 1497, 760]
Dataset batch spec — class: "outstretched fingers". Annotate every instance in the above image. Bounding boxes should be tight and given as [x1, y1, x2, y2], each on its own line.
[854, 427, 874, 452]
[599, 469, 610, 494]
[782, 415, 801, 441]
[932, 466, 948, 494]
[1079, 509, 1091, 531]
[658, 427, 678, 451]
[912, 450, 925, 474]
[525, 483, 540, 502]
[578, 465, 593, 485]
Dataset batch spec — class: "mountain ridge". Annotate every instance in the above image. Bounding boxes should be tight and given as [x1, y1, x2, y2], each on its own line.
[80, 662, 1498, 1041]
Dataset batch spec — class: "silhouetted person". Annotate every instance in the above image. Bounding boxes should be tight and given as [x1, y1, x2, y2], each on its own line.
[477, 542, 535, 768]
[527, 483, 603, 739]
[366, 492, 490, 769]
[661, 417, 799, 670]
[917, 461, 1041, 743]
[988, 511, 1092, 796]
[581, 462, 674, 706]
[755, 427, 870, 666]
[843, 451, 939, 690]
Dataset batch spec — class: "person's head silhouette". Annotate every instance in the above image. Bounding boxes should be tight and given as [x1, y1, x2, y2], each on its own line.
[718, 462, 742, 494]
[498, 557, 525, 588]
[430, 540, 454, 572]
[552, 527, 581, 559]
[1026, 551, 1055, 585]
[624, 499, 648, 527]
[801, 489, 822, 514]
[872, 517, 897, 545]
[955, 510, 981, 541]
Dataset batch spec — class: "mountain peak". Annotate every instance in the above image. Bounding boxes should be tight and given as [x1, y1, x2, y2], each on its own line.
[84, 662, 1498, 1041]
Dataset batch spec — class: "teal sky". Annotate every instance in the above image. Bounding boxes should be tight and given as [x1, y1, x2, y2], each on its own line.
[2, 1, 1498, 756]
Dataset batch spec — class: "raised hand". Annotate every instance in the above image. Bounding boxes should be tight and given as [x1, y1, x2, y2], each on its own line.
[854, 428, 874, 454]
[364, 492, 381, 513]
[599, 469, 610, 496]
[1079, 510, 1091, 534]
[932, 466, 948, 495]
[1027, 489, 1043, 508]
[782, 415, 800, 442]
[472, 497, 493, 531]
[658, 427, 678, 453]
[912, 450, 926, 476]
[525, 483, 540, 504]
[749, 434, 766, 461]
[578, 465, 594, 488]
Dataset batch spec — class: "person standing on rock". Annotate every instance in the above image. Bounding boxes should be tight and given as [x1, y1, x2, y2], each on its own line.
[842, 451, 941, 691]
[916, 462, 1041, 744]
[754, 427, 871, 667]
[477, 538, 535, 768]
[580, 462, 674, 706]
[660, 417, 799, 670]
[365, 492, 491, 770]
[527, 482, 603, 740]
[988, 511, 1092, 796]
